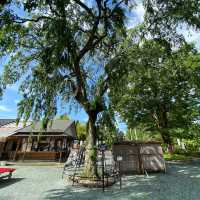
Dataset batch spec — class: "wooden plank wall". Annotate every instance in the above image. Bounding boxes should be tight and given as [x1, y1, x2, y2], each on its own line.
[113, 142, 165, 174]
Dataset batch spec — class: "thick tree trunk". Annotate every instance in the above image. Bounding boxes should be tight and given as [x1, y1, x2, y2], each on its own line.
[160, 129, 174, 154]
[153, 104, 174, 154]
[161, 130, 172, 145]
[83, 114, 98, 178]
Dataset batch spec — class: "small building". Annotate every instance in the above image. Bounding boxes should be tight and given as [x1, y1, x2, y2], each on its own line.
[0, 119, 77, 162]
[112, 141, 166, 174]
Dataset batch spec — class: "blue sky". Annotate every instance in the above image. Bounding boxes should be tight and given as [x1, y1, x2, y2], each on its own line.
[0, 2, 200, 132]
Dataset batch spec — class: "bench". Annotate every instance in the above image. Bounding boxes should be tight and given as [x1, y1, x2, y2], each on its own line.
[0, 168, 16, 179]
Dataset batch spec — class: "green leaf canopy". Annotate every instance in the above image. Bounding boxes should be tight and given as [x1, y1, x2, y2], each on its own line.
[109, 35, 200, 144]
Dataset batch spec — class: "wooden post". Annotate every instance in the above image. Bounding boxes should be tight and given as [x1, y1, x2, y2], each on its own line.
[59, 139, 63, 163]
[30, 137, 34, 151]
[22, 138, 28, 161]
[48, 137, 52, 151]
[13, 138, 21, 161]
[65, 137, 69, 160]
[53, 137, 56, 151]
[36, 137, 39, 151]
[0, 140, 5, 160]
[137, 143, 144, 174]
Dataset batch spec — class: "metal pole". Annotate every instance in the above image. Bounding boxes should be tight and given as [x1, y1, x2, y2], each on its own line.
[119, 161, 122, 189]
[102, 149, 105, 192]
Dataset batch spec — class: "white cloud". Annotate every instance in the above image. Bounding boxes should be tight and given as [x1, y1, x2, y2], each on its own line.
[23, 21, 31, 28]
[82, 116, 88, 122]
[7, 84, 19, 92]
[0, 105, 11, 112]
[134, 3, 145, 22]
[176, 24, 200, 49]
[127, 3, 200, 48]
[127, 2, 145, 29]
[182, 28, 200, 48]
[14, 99, 20, 104]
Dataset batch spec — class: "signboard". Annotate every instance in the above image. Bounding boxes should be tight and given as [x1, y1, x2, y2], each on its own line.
[117, 156, 123, 161]
[99, 144, 107, 151]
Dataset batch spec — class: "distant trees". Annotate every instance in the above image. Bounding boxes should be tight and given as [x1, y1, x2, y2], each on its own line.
[58, 114, 70, 121]
[75, 121, 86, 141]
[125, 125, 160, 141]
[58, 114, 86, 141]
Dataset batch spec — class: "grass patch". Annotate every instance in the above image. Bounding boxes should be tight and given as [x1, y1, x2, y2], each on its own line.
[164, 150, 200, 161]
[164, 153, 190, 161]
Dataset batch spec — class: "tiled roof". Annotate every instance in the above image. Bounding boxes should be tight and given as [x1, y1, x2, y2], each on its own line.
[0, 119, 15, 127]
[0, 120, 77, 138]
[0, 121, 28, 137]
[14, 120, 76, 138]
[17, 120, 73, 132]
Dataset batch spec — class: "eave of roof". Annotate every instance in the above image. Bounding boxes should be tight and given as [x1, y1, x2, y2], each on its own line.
[16, 120, 74, 133]
[0, 120, 76, 138]
[0, 119, 16, 127]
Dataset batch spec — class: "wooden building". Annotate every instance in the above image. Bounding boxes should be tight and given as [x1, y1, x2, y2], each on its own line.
[112, 141, 166, 174]
[0, 119, 77, 162]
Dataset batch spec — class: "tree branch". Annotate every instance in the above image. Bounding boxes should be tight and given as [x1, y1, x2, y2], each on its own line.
[78, 0, 102, 60]
[12, 16, 52, 24]
[73, 0, 94, 17]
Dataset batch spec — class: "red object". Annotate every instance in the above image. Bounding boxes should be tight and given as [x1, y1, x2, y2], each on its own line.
[0, 168, 16, 173]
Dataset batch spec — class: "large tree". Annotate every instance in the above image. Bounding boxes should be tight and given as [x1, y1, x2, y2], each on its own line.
[0, 0, 133, 177]
[109, 36, 200, 148]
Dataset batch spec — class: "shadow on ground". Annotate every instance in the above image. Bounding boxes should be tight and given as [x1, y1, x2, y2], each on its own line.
[0, 178, 24, 189]
[44, 162, 200, 200]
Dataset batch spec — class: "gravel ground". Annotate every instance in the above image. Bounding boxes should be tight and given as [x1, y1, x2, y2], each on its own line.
[0, 161, 200, 200]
